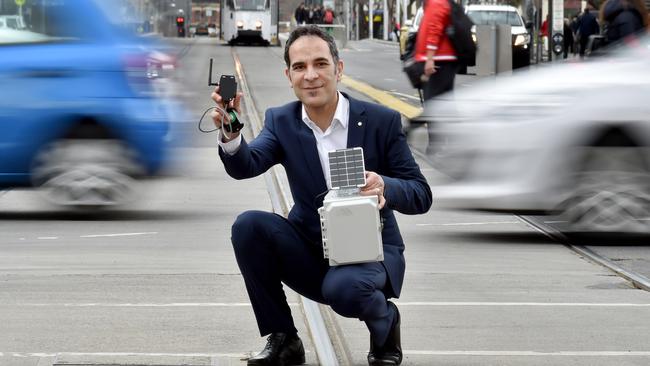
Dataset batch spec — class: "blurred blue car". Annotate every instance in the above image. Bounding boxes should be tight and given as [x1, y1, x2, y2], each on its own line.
[0, 0, 183, 207]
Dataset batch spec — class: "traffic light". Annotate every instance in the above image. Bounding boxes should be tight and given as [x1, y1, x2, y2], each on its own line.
[176, 16, 185, 37]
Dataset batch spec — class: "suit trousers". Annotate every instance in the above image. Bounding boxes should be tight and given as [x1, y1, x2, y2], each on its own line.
[231, 210, 396, 346]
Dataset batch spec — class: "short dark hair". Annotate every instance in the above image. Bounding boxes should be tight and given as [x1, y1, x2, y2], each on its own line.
[283, 25, 339, 68]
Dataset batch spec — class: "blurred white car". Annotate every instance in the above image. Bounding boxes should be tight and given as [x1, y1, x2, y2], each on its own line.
[427, 37, 650, 235]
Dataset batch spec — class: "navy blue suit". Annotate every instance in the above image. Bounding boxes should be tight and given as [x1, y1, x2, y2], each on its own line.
[220, 93, 432, 343]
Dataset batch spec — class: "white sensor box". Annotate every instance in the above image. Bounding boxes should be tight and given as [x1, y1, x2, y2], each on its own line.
[318, 191, 383, 266]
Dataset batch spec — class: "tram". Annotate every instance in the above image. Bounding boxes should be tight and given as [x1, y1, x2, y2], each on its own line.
[221, 0, 274, 45]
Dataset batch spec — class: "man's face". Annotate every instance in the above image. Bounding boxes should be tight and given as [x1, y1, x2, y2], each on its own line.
[285, 36, 343, 110]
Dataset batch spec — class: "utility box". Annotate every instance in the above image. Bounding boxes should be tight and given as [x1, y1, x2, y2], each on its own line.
[319, 193, 383, 266]
[475, 24, 512, 76]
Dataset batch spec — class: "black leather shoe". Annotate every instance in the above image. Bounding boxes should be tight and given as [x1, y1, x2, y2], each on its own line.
[247, 332, 305, 366]
[367, 302, 402, 366]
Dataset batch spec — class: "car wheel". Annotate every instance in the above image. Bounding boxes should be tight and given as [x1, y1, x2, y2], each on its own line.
[563, 147, 650, 234]
[31, 139, 144, 207]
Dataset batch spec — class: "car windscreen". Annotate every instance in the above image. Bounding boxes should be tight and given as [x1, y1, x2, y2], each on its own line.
[467, 10, 523, 26]
[234, 0, 268, 11]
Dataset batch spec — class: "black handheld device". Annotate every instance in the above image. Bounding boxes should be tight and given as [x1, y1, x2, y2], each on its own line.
[208, 58, 243, 133]
[218, 75, 237, 102]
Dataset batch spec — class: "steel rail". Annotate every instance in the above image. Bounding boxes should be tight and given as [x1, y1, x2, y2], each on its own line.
[230, 48, 343, 366]
[517, 216, 650, 292]
[410, 148, 650, 293]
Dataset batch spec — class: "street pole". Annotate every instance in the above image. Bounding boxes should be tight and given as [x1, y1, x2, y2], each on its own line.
[355, 2, 360, 40]
[369, 0, 374, 39]
[344, 0, 351, 41]
[383, 0, 388, 40]
[395, 0, 402, 31]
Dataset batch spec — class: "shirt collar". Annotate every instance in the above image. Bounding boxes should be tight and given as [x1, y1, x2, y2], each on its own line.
[301, 91, 349, 130]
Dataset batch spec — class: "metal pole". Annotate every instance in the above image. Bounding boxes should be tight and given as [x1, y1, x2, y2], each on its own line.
[382, 0, 390, 41]
[355, 2, 360, 40]
[344, 0, 350, 41]
[548, 0, 552, 62]
[369, 0, 374, 39]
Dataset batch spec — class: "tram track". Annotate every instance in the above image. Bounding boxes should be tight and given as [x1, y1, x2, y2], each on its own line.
[517, 216, 650, 292]
[412, 147, 650, 293]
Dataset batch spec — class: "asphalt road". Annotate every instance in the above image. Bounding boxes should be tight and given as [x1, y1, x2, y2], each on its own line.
[0, 37, 649, 366]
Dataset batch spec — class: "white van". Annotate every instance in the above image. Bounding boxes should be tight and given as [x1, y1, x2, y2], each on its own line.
[465, 4, 531, 68]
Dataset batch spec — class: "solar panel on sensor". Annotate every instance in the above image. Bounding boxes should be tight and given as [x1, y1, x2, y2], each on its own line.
[328, 147, 366, 189]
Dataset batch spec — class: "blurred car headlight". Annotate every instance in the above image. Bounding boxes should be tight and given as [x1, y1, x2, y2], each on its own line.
[236, 20, 244, 29]
[472, 32, 477, 44]
[255, 20, 262, 30]
[514, 34, 530, 46]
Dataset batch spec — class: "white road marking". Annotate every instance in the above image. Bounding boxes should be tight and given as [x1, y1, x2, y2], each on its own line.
[21, 302, 300, 307]
[396, 301, 650, 307]
[36, 237, 58, 240]
[1, 352, 246, 358]
[416, 221, 520, 227]
[3, 351, 647, 358]
[18, 301, 649, 308]
[79, 232, 158, 238]
[544, 220, 567, 224]
[403, 350, 650, 356]
[390, 91, 420, 101]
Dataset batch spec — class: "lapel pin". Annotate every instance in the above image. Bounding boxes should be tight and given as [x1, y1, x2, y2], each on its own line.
[357, 121, 363, 127]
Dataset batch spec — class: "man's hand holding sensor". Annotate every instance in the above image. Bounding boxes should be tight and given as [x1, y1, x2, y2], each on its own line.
[211, 86, 244, 142]
[361, 171, 386, 209]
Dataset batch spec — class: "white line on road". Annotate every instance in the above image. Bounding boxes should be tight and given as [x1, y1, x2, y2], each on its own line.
[403, 350, 650, 356]
[18, 301, 649, 307]
[21, 302, 300, 307]
[390, 91, 420, 101]
[79, 232, 158, 238]
[3, 351, 648, 358]
[416, 221, 520, 227]
[36, 237, 58, 240]
[1, 352, 246, 358]
[396, 302, 650, 307]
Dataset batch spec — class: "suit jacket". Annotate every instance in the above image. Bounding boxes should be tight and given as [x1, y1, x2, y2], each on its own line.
[219, 93, 432, 297]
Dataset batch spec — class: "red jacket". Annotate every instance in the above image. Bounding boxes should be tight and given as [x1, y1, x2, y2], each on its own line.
[414, 0, 457, 62]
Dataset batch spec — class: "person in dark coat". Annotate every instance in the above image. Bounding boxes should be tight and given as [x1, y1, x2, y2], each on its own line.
[600, 0, 649, 43]
[563, 18, 575, 58]
[576, 4, 601, 57]
[295, 3, 305, 25]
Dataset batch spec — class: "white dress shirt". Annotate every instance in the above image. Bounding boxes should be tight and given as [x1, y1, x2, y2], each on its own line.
[219, 91, 350, 189]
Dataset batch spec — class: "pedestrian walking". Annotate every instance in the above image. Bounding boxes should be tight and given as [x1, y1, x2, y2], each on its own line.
[563, 18, 575, 58]
[570, 14, 581, 55]
[392, 17, 401, 41]
[210, 25, 432, 366]
[576, 3, 601, 57]
[600, 0, 648, 44]
[323, 6, 335, 25]
[541, 14, 550, 56]
[294, 3, 306, 26]
[314, 5, 325, 24]
[407, 0, 459, 155]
